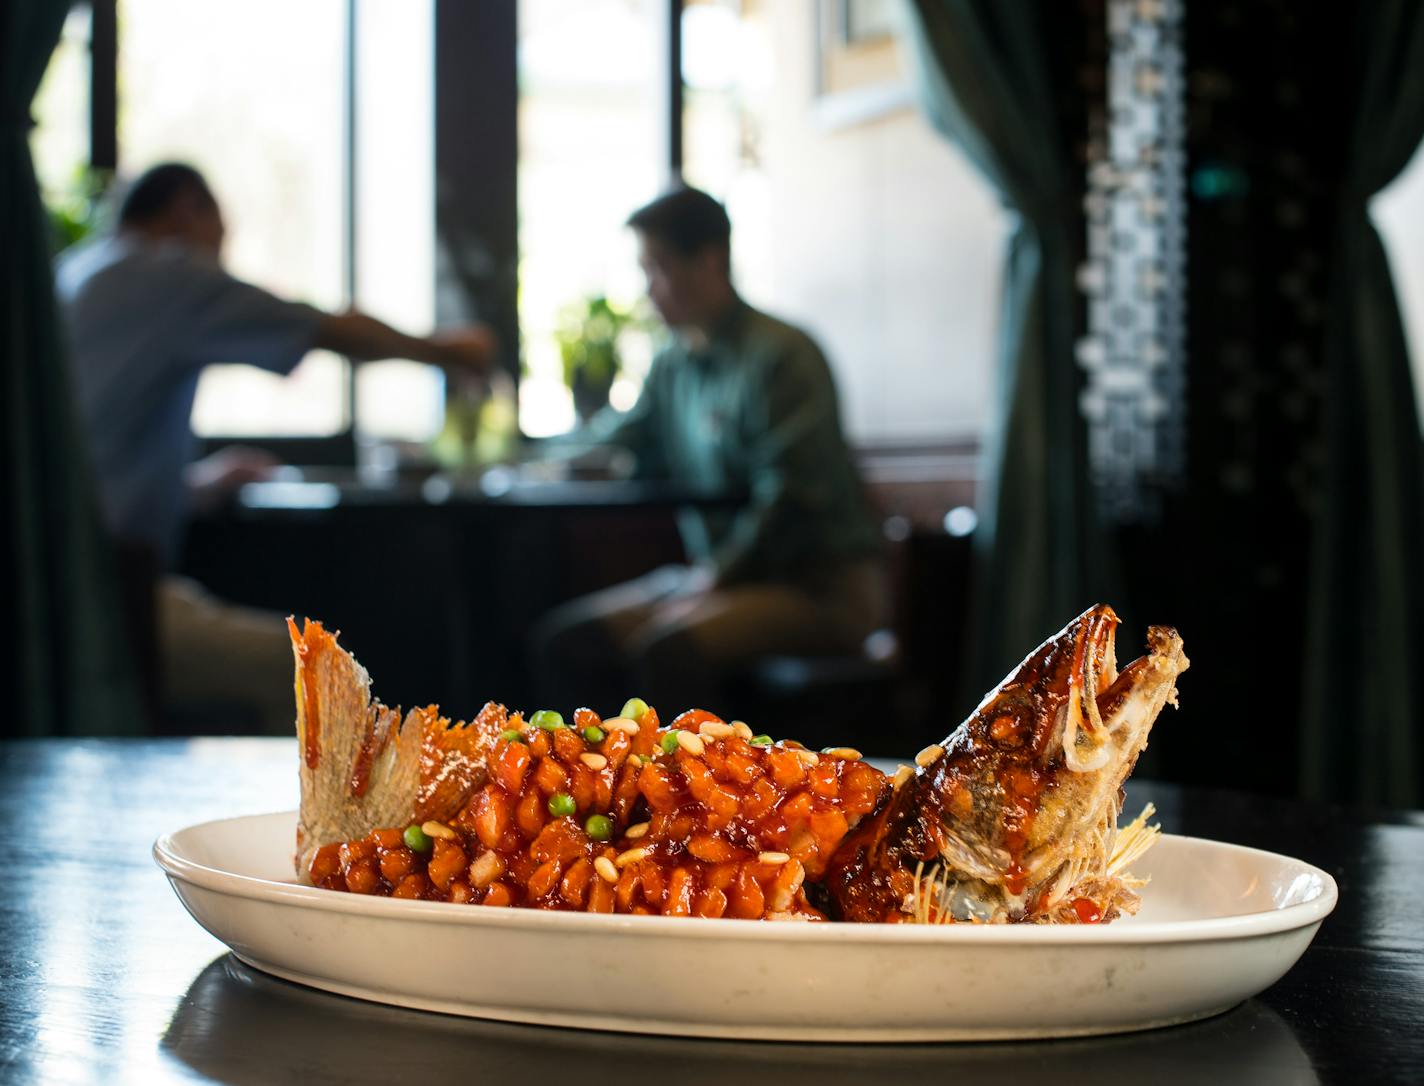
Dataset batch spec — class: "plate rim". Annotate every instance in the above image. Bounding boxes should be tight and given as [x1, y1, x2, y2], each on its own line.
[154, 809, 1338, 945]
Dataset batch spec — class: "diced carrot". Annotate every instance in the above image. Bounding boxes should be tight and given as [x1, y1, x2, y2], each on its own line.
[392, 873, 430, 900]
[553, 726, 585, 763]
[615, 867, 639, 912]
[371, 827, 404, 849]
[379, 848, 416, 883]
[560, 857, 593, 907]
[687, 833, 739, 863]
[810, 807, 850, 847]
[587, 875, 615, 913]
[665, 867, 694, 916]
[706, 860, 740, 891]
[495, 741, 531, 794]
[526, 858, 563, 899]
[339, 838, 376, 866]
[743, 777, 780, 819]
[693, 887, 727, 918]
[308, 843, 342, 883]
[729, 864, 765, 918]
[427, 839, 468, 890]
[475, 787, 511, 849]
[570, 763, 597, 811]
[671, 709, 723, 731]
[721, 750, 760, 785]
[344, 857, 379, 894]
[779, 791, 814, 827]
[639, 763, 680, 812]
[639, 861, 666, 907]
[808, 760, 840, 798]
[534, 757, 569, 795]
[516, 787, 546, 838]
[613, 762, 643, 823]
[482, 882, 513, 907]
[767, 748, 808, 788]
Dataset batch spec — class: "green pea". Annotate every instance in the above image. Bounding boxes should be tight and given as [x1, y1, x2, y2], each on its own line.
[750, 734, 773, 746]
[500, 729, 524, 744]
[531, 709, 565, 730]
[583, 725, 606, 744]
[660, 731, 682, 754]
[403, 824, 432, 853]
[547, 792, 577, 817]
[584, 814, 613, 841]
[620, 697, 650, 722]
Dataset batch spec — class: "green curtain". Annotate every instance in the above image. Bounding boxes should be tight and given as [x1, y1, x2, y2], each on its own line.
[1301, 2, 1424, 808]
[897, 0, 1109, 696]
[3, 0, 145, 736]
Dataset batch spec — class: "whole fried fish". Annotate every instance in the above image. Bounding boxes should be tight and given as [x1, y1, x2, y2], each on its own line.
[289, 606, 1184, 923]
[822, 604, 1188, 923]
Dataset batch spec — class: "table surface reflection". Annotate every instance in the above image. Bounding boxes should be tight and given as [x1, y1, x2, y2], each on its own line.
[0, 739, 1419, 1085]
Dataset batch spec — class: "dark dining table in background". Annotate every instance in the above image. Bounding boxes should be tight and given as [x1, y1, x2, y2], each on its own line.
[1, 738, 1419, 1085]
[176, 473, 738, 720]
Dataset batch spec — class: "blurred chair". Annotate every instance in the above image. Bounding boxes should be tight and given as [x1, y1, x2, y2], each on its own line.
[727, 513, 974, 757]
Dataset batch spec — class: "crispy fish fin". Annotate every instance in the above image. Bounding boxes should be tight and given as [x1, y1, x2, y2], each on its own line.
[288, 618, 502, 881]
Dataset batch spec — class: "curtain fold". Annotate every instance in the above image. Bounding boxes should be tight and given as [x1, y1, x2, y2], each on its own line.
[897, 0, 1108, 696]
[1301, 1, 1424, 808]
[3, 0, 145, 735]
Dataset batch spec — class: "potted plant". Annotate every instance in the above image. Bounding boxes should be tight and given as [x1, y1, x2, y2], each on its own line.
[44, 166, 110, 255]
[555, 294, 639, 422]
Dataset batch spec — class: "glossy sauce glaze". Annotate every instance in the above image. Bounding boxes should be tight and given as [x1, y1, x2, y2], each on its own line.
[294, 631, 323, 772]
[309, 705, 887, 919]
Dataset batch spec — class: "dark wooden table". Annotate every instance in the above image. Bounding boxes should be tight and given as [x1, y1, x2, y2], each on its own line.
[1, 739, 1419, 1085]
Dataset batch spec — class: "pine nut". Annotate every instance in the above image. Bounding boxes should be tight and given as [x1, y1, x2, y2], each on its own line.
[604, 718, 640, 734]
[824, 747, 863, 760]
[594, 856, 619, 883]
[625, 821, 650, 840]
[757, 851, 790, 865]
[421, 821, 456, 840]
[627, 754, 643, 768]
[676, 730, 705, 756]
[731, 721, 754, 740]
[615, 847, 650, 868]
[580, 752, 608, 770]
[915, 744, 944, 768]
[893, 764, 915, 789]
[796, 750, 820, 767]
[698, 721, 735, 739]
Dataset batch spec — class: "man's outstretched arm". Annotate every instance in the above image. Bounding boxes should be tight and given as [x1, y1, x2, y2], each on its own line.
[314, 312, 497, 380]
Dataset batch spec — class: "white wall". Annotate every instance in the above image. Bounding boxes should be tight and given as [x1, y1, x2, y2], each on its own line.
[732, 3, 1006, 446]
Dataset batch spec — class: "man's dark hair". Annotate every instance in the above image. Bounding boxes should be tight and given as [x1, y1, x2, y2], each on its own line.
[627, 186, 731, 258]
[117, 162, 217, 226]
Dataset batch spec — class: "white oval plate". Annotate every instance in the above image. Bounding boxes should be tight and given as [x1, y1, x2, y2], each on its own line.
[154, 812, 1336, 1042]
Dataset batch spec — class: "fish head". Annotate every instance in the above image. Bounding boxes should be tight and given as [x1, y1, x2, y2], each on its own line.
[825, 605, 1188, 922]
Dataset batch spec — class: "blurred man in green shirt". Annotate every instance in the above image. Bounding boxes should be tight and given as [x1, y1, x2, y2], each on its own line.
[531, 187, 886, 715]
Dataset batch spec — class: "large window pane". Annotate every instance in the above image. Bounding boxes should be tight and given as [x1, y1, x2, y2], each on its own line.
[517, 0, 662, 437]
[119, 0, 348, 436]
[353, 0, 440, 443]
